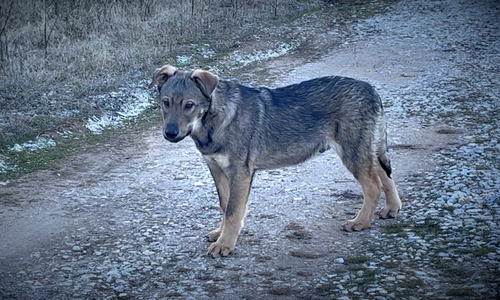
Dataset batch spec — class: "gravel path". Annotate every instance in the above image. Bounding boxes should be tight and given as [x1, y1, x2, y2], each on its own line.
[1, 0, 499, 299]
[298, 0, 500, 298]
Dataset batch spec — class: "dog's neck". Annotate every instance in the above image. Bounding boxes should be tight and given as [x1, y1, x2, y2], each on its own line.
[190, 82, 238, 155]
[191, 132, 215, 154]
[189, 97, 222, 155]
[211, 83, 238, 128]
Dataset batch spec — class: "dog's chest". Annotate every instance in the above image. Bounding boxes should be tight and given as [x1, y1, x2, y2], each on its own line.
[203, 154, 231, 169]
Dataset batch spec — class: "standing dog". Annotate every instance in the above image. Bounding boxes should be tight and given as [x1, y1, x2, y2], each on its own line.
[149, 65, 401, 257]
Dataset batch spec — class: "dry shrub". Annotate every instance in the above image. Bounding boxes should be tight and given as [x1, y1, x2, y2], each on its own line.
[0, 0, 315, 144]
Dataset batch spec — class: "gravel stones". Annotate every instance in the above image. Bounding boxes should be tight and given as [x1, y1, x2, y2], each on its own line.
[1, 0, 499, 299]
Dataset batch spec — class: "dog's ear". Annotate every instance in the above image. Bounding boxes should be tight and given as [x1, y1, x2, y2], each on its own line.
[191, 69, 219, 98]
[148, 65, 177, 89]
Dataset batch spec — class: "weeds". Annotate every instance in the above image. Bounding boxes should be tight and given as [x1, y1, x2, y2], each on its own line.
[385, 222, 411, 234]
[441, 267, 470, 284]
[268, 286, 294, 296]
[0, 0, 317, 147]
[315, 282, 334, 294]
[414, 217, 442, 236]
[402, 278, 424, 289]
[446, 288, 471, 297]
[347, 256, 368, 264]
[383, 261, 399, 269]
[454, 246, 497, 256]
[347, 265, 376, 281]
[0, 125, 114, 181]
[0, 0, 402, 178]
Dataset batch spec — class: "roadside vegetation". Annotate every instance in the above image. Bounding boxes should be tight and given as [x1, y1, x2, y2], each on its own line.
[0, 0, 401, 180]
[0, 0, 316, 143]
[0, 0, 321, 179]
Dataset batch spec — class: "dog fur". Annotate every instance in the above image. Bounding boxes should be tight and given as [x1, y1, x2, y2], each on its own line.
[149, 65, 402, 257]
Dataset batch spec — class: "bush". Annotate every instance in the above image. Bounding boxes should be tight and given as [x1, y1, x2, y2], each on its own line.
[0, 0, 314, 145]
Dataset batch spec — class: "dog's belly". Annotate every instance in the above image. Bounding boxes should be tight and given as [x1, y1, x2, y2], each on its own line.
[253, 142, 330, 170]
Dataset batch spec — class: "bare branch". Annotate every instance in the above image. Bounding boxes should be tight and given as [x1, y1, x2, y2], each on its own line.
[0, 0, 14, 37]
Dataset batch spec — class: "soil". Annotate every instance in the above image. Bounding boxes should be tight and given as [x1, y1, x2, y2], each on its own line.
[1, 0, 499, 299]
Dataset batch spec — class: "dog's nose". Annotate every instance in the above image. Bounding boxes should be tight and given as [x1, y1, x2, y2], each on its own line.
[165, 125, 179, 139]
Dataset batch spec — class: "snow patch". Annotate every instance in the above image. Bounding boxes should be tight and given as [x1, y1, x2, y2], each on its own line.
[85, 89, 153, 134]
[9, 138, 56, 153]
[230, 40, 302, 67]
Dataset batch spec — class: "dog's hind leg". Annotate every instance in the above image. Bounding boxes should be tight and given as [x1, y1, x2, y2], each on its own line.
[207, 169, 254, 257]
[206, 162, 229, 242]
[342, 162, 382, 231]
[374, 117, 402, 219]
[376, 161, 402, 219]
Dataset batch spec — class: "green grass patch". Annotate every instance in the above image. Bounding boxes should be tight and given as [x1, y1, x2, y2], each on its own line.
[446, 288, 471, 297]
[268, 286, 294, 296]
[443, 205, 456, 212]
[347, 256, 368, 264]
[454, 246, 497, 257]
[347, 266, 376, 282]
[360, 269, 376, 281]
[402, 278, 424, 289]
[0, 106, 161, 182]
[385, 222, 411, 234]
[414, 217, 442, 236]
[314, 282, 334, 295]
[396, 231, 409, 238]
[442, 267, 470, 284]
[383, 261, 399, 269]
[0, 128, 112, 181]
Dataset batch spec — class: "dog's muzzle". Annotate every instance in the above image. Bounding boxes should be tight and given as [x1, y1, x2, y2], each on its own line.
[164, 124, 179, 141]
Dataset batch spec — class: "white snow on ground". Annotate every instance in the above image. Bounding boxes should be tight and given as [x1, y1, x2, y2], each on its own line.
[85, 89, 152, 134]
[230, 40, 303, 67]
[1, 87, 153, 173]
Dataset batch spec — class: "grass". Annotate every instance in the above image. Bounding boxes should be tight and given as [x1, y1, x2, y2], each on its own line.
[0, 129, 107, 181]
[441, 267, 470, 284]
[383, 261, 399, 269]
[0, 0, 403, 179]
[347, 255, 368, 264]
[385, 222, 411, 234]
[414, 217, 443, 236]
[268, 286, 294, 296]
[454, 246, 497, 257]
[0, 0, 316, 147]
[0, 105, 161, 182]
[446, 288, 471, 297]
[347, 265, 376, 281]
[315, 282, 334, 294]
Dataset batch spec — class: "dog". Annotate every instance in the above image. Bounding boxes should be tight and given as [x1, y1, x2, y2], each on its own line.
[149, 65, 402, 257]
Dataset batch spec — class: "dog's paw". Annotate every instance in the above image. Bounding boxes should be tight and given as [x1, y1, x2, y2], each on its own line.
[342, 219, 370, 232]
[206, 228, 222, 242]
[207, 242, 234, 257]
[378, 207, 400, 219]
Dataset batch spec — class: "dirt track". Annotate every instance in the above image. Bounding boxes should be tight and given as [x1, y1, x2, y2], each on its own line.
[1, 0, 499, 299]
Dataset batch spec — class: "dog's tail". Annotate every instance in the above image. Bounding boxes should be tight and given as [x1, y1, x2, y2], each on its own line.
[375, 109, 392, 179]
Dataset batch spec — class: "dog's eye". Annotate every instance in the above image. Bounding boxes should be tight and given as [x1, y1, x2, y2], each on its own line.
[163, 100, 170, 107]
[185, 102, 194, 109]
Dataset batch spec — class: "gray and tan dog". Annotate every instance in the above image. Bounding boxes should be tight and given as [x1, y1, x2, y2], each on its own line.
[149, 65, 402, 257]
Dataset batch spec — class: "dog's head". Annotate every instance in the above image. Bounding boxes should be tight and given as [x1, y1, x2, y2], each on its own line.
[148, 65, 218, 143]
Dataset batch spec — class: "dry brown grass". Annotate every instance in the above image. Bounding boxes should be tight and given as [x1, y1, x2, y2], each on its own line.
[0, 0, 316, 145]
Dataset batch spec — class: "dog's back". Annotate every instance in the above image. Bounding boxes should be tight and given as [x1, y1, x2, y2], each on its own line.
[214, 76, 387, 178]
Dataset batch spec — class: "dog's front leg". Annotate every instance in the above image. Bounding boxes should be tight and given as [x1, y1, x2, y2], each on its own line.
[207, 170, 254, 257]
[205, 162, 229, 242]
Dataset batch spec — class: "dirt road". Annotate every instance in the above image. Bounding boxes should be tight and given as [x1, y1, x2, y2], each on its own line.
[1, 0, 499, 299]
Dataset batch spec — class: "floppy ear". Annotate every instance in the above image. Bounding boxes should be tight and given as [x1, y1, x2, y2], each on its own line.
[191, 69, 219, 98]
[148, 65, 177, 89]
